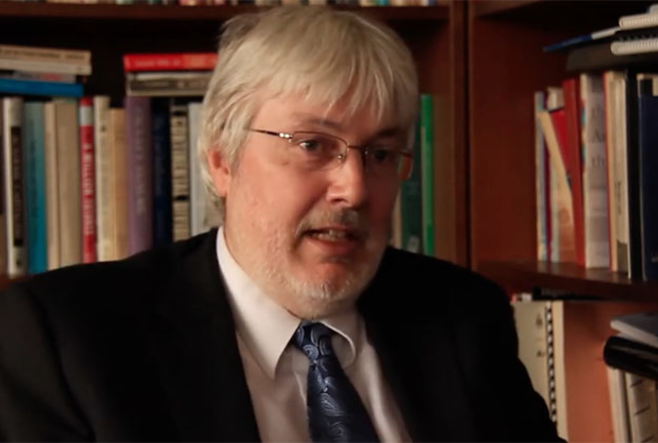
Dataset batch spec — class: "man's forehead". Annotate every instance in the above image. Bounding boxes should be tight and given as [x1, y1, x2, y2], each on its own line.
[288, 112, 405, 138]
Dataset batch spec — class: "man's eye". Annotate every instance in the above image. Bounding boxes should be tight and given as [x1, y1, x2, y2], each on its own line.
[371, 148, 397, 163]
[298, 139, 323, 152]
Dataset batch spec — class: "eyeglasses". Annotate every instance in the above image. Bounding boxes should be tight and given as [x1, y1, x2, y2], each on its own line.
[248, 129, 413, 181]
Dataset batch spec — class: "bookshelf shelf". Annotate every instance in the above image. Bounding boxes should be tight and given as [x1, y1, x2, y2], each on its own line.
[479, 261, 658, 302]
[0, 2, 449, 21]
[470, 0, 540, 18]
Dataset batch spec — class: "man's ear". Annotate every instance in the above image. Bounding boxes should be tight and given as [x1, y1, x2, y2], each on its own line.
[207, 148, 231, 197]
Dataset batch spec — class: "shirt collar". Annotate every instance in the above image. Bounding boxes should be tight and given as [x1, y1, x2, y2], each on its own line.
[215, 228, 360, 379]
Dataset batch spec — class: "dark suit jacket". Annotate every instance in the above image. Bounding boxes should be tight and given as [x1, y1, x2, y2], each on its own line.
[0, 230, 562, 442]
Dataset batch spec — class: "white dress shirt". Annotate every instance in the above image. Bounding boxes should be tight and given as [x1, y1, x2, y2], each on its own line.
[216, 228, 409, 442]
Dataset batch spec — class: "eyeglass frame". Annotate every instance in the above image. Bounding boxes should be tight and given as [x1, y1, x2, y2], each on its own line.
[247, 128, 414, 181]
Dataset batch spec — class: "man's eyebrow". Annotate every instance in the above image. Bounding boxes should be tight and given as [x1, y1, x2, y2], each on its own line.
[291, 114, 404, 138]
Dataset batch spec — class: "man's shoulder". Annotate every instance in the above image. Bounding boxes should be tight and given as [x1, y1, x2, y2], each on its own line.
[3, 230, 217, 310]
[367, 247, 510, 318]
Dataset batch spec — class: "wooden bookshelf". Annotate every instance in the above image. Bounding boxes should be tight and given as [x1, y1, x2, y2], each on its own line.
[0, 2, 449, 21]
[467, 0, 657, 276]
[480, 261, 658, 302]
[0, 1, 468, 272]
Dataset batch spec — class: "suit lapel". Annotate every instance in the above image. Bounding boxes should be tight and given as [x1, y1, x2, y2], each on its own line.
[150, 230, 261, 442]
[359, 250, 476, 442]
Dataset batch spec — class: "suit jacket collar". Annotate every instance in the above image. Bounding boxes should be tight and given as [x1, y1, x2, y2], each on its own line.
[151, 230, 260, 442]
[153, 230, 475, 442]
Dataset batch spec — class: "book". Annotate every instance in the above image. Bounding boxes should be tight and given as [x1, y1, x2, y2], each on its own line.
[3, 97, 26, 277]
[0, 78, 83, 98]
[23, 101, 47, 275]
[123, 53, 217, 72]
[580, 74, 610, 269]
[611, 311, 658, 348]
[420, 94, 434, 256]
[125, 96, 153, 255]
[79, 97, 96, 264]
[0, 43, 90, 66]
[637, 75, 658, 281]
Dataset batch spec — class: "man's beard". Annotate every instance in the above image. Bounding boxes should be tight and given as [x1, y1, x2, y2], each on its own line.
[236, 208, 388, 319]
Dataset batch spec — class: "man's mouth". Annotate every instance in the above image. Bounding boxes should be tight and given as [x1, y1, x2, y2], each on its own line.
[305, 228, 359, 242]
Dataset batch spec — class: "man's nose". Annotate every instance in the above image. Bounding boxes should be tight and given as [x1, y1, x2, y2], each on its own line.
[325, 148, 369, 209]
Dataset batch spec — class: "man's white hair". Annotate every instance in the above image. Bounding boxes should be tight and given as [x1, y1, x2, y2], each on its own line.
[198, 5, 419, 221]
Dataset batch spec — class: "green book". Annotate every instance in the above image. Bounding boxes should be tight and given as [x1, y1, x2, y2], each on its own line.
[400, 117, 422, 253]
[420, 94, 435, 256]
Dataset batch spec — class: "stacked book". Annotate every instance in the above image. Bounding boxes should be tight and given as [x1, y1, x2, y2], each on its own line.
[0, 44, 90, 98]
[123, 52, 218, 248]
[533, 5, 658, 282]
[604, 311, 658, 442]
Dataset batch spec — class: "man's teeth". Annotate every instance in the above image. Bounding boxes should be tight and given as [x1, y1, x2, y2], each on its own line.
[309, 229, 350, 241]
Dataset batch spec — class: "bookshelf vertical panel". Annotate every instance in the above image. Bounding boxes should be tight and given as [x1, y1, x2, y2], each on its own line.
[468, 17, 570, 269]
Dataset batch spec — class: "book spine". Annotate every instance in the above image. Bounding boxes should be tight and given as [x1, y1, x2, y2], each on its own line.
[534, 91, 548, 262]
[125, 96, 153, 255]
[0, 44, 90, 65]
[0, 71, 77, 84]
[24, 102, 47, 275]
[44, 103, 60, 270]
[625, 372, 658, 442]
[637, 77, 658, 281]
[123, 53, 217, 72]
[0, 103, 5, 276]
[94, 96, 113, 262]
[110, 109, 128, 260]
[0, 78, 84, 98]
[152, 98, 172, 247]
[580, 74, 610, 269]
[626, 72, 643, 280]
[170, 100, 190, 242]
[614, 75, 630, 275]
[126, 75, 210, 97]
[80, 97, 96, 263]
[0, 59, 90, 76]
[562, 78, 585, 267]
[603, 72, 618, 272]
[3, 98, 26, 277]
[400, 115, 422, 254]
[188, 102, 206, 236]
[57, 101, 81, 268]
[420, 94, 434, 256]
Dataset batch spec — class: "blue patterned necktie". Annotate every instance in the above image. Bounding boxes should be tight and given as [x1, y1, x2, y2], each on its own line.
[292, 321, 380, 443]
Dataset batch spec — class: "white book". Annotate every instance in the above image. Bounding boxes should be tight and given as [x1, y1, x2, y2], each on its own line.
[603, 72, 618, 273]
[624, 373, 658, 442]
[3, 97, 26, 277]
[188, 102, 206, 237]
[0, 58, 91, 76]
[606, 367, 631, 443]
[94, 96, 114, 262]
[580, 74, 610, 269]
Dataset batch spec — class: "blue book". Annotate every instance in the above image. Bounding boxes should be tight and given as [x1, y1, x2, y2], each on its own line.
[152, 98, 172, 247]
[0, 78, 83, 98]
[23, 102, 47, 275]
[638, 78, 658, 281]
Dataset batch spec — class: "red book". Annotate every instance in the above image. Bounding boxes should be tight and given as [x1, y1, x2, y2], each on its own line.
[79, 97, 96, 263]
[123, 53, 218, 72]
[562, 79, 585, 267]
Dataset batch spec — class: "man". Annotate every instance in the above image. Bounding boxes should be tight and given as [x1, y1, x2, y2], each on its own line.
[0, 6, 561, 442]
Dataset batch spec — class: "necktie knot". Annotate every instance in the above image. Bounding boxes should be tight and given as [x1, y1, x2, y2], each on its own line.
[292, 321, 380, 442]
[293, 321, 336, 363]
